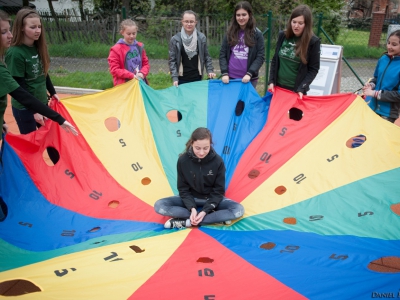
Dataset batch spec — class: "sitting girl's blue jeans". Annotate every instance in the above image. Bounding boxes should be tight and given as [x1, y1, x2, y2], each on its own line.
[154, 196, 244, 225]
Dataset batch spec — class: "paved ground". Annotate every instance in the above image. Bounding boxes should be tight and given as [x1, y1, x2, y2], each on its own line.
[3, 95, 73, 136]
[50, 57, 378, 93]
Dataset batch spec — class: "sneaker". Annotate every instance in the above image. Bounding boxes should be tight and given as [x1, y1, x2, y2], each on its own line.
[164, 218, 191, 229]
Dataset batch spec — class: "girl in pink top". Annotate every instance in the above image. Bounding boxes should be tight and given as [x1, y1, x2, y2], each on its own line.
[108, 19, 150, 86]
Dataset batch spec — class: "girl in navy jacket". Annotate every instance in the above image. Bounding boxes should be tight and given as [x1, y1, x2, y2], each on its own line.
[154, 127, 244, 229]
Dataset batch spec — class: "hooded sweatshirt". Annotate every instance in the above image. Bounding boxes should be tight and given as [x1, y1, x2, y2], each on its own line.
[108, 38, 150, 86]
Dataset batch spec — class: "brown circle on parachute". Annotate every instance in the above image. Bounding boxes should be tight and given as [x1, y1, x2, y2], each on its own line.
[275, 186, 287, 195]
[248, 169, 260, 179]
[166, 110, 182, 123]
[141, 177, 151, 185]
[260, 242, 276, 250]
[367, 256, 400, 273]
[0, 279, 41, 296]
[108, 200, 120, 208]
[283, 217, 297, 225]
[104, 117, 121, 132]
[197, 257, 214, 263]
[88, 227, 101, 233]
[130, 245, 145, 253]
[390, 203, 400, 216]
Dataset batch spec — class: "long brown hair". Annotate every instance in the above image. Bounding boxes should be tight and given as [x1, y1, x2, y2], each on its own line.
[184, 127, 213, 153]
[227, 1, 256, 47]
[0, 10, 11, 62]
[11, 8, 50, 74]
[285, 4, 314, 64]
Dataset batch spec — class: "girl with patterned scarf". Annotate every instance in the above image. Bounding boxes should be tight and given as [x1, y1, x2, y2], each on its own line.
[168, 10, 215, 86]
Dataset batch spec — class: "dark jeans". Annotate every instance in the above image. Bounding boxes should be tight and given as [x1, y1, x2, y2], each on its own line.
[378, 114, 396, 123]
[154, 196, 244, 225]
[12, 107, 59, 164]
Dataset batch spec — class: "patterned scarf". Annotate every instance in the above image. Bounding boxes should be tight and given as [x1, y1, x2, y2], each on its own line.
[181, 27, 198, 59]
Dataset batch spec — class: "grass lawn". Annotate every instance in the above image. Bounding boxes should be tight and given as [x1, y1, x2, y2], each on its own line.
[336, 29, 387, 58]
[48, 29, 388, 61]
[48, 27, 385, 94]
[51, 71, 179, 91]
[50, 70, 267, 96]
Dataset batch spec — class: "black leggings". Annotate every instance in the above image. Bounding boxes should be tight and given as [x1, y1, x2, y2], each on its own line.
[12, 106, 60, 164]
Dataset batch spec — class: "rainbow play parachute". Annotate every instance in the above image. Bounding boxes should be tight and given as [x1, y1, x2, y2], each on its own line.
[0, 80, 399, 299]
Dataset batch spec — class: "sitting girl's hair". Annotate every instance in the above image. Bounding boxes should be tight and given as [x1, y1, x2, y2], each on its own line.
[184, 127, 213, 152]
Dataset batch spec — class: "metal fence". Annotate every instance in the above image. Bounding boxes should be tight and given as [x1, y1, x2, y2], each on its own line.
[23, 9, 391, 94]
[264, 12, 391, 94]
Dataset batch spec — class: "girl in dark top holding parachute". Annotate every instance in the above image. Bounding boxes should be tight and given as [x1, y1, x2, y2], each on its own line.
[268, 5, 320, 99]
[0, 10, 77, 140]
[219, 1, 265, 88]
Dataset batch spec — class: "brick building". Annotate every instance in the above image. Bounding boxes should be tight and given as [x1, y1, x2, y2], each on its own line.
[348, 0, 400, 19]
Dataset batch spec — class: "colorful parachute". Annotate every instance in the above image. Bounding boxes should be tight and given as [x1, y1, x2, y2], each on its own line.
[0, 80, 399, 299]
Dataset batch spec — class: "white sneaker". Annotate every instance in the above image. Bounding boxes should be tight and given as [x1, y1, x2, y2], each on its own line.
[164, 218, 191, 229]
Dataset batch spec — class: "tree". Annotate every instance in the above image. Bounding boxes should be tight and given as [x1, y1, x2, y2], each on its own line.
[303, 0, 346, 13]
[78, 0, 86, 20]
[93, 0, 153, 16]
[152, 0, 282, 16]
[277, 0, 297, 16]
[302, 0, 346, 42]
[122, 0, 130, 16]
[46, 0, 66, 41]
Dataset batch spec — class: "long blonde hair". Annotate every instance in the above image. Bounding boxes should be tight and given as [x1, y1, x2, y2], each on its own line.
[11, 8, 50, 74]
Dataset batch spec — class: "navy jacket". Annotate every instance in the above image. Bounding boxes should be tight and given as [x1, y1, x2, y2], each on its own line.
[269, 31, 321, 94]
[177, 147, 225, 214]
